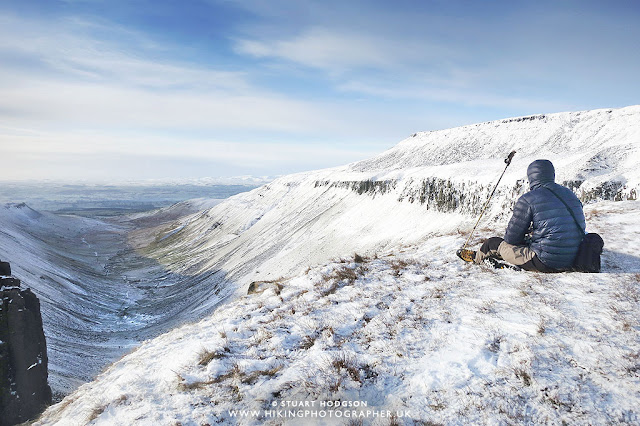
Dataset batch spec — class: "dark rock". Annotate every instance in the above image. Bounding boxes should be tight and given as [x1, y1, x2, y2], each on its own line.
[1, 281, 52, 426]
[0, 277, 20, 290]
[0, 263, 10, 277]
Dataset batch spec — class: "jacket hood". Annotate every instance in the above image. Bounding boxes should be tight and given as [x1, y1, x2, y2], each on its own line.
[527, 159, 555, 189]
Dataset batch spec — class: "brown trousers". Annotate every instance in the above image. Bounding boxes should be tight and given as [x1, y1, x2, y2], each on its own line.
[474, 237, 556, 272]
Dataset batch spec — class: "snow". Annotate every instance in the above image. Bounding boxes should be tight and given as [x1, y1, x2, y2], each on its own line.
[3, 104, 638, 423]
[0, 199, 234, 395]
[125, 106, 639, 305]
[35, 200, 640, 425]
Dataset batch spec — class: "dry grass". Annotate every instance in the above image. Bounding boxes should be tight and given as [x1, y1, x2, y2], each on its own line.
[622, 320, 634, 332]
[250, 328, 273, 347]
[388, 414, 403, 426]
[334, 267, 359, 284]
[178, 364, 241, 391]
[623, 351, 640, 375]
[197, 347, 229, 366]
[87, 405, 107, 423]
[615, 281, 640, 303]
[487, 335, 502, 353]
[391, 260, 409, 276]
[179, 361, 284, 391]
[299, 334, 317, 350]
[330, 352, 362, 383]
[240, 364, 284, 385]
[513, 367, 532, 387]
[39, 394, 79, 421]
[428, 400, 447, 411]
[479, 300, 497, 314]
[86, 395, 128, 423]
[319, 263, 367, 296]
[430, 286, 446, 299]
[537, 319, 546, 336]
[353, 253, 367, 263]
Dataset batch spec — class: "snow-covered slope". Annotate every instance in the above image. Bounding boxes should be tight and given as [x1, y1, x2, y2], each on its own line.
[354, 106, 639, 183]
[0, 201, 230, 396]
[9, 105, 640, 422]
[136, 106, 640, 297]
[35, 200, 640, 425]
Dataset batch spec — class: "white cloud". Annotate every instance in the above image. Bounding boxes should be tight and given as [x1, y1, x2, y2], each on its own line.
[7, 2, 629, 182]
[235, 27, 395, 71]
[0, 14, 374, 140]
[233, 24, 565, 111]
[234, 26, 457, 75]
[0, 78, 340, 133]
[0, 14, 249, 92]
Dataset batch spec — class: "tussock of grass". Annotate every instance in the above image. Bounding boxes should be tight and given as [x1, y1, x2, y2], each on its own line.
[240, 364, 284, 385]
[513, 367, 532, 387]
[354, 253, 367, 263]
[86, 395, 128, 423]
[86, 405, 107, 423]
[299, 334, 317, 350]
[537, 319, 546, 336]
[318, 263, 367, 296]
[197, 347, 229, 366]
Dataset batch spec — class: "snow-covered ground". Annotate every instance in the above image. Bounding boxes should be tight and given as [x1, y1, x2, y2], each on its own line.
[36, 200, 640, 425]
[3, 105, 639, 423]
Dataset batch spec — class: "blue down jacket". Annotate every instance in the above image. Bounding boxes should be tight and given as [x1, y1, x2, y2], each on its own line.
[504, 159, 585, 270]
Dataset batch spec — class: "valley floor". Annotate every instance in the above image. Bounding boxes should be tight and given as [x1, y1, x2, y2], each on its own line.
[36, 201, 640, 425]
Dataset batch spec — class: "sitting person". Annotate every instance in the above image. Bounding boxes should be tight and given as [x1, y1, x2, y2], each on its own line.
[474, 159, 585, 272]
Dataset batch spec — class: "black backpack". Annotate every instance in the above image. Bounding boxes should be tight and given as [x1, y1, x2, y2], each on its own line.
[546, 188, 604, 273]
[572, 233, 604, 272]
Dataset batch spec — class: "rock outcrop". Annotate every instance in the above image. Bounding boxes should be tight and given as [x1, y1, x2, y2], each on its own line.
[1, 270, 52, 426]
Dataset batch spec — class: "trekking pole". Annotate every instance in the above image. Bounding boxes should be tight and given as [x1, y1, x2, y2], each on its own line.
[460, 150, 516, 251]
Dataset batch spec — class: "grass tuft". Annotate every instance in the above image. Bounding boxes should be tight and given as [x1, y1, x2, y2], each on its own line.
[354, 253, 367, 263]
[513, 367, 532, 387]
[198, 347, 229, 366]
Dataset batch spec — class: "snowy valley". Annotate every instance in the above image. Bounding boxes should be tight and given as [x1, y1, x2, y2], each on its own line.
[1, 105, 639, 424]
[35, 200, 640, 425]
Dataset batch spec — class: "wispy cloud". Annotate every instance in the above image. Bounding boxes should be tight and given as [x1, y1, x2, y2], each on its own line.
[337, 80, 568, 112]
[233, 25, 563, 110]
[0, 13, 393, 146]
[230, 0, 640, 112]
[0, 11, 404, 181]
[0, 14, 321, 130]
[1, 1, 639, 182]
[235, 26, 437, 72]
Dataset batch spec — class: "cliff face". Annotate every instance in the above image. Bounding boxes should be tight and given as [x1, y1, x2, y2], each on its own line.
[1, 275, 52, 426]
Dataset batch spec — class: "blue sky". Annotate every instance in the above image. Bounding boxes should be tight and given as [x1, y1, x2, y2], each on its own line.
[1, 0, 639, 182]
